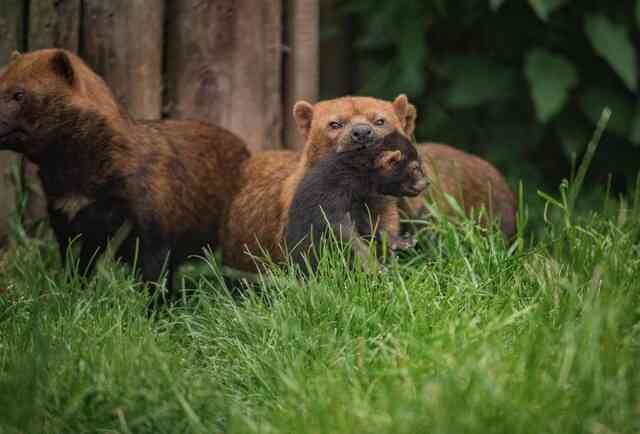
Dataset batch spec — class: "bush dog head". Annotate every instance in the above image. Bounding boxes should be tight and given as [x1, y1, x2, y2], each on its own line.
[0, 49, 121, 161]
[292, 95, 417, 167]
[370, 131, 428, 197]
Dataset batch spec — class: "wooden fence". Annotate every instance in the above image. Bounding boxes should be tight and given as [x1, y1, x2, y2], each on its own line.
[0, 0, 320, 239]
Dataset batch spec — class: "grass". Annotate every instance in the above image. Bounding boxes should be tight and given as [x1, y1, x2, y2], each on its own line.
[1, 188, 639, 433]
[1, 118, 639, 433]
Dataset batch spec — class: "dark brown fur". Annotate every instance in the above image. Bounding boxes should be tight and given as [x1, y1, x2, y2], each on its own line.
[222, 95, 417, 273]
[285, 132, 428, 275]
[400, 143, 517, 238]
[0, 49, 250, 300]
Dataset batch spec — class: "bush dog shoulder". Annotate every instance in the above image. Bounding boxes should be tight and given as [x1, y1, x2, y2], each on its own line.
[0, 49, 250, 301]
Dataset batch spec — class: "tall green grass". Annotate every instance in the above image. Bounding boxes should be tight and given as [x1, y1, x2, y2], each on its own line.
[1, 113, 639, 433]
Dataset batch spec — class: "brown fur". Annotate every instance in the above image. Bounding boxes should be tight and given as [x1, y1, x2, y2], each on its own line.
[221, 150, 298, 272]
[0, 49, 250, 299]
[400, 143, 517, 238]
[222, 95, 416, 272]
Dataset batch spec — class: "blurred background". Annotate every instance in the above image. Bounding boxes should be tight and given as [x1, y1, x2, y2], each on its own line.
[323, 0, 640, 207]
[1, 0, 639, 239]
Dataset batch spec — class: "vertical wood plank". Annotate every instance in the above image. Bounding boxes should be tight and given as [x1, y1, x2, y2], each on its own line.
[284, 0, 320, 149]
[26, 1, 82, 235]
[0, 1, 25, 64]
[166, 0, 282, 151]
[28, 0, 81, 51]
[82, 0, 164, 120]
[319, 0, 353, 99]
[165, 0, 235, 127]
[229, 0, 282, 149]
[0, 0, 26, 241]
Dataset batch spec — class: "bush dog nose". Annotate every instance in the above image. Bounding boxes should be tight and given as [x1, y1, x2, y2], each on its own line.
[350, 123, 373, 144]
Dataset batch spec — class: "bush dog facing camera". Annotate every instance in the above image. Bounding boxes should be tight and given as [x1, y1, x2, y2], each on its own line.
[222, 95, 417, 273]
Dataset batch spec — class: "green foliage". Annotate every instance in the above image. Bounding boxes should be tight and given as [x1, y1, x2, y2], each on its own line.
[584, 14, 638, 92]
[334, 0, 640, 201]
[580, 86, 635, 137]
[440, 55, 519, 109]
[528, 0, 569, 21]
[525, 48, 578, 123]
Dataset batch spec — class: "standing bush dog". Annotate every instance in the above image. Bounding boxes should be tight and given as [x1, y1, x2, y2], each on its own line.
[222, 95, 418, 273]
[402, 143, 517, 238]
[0, 49, 250, 302]
[285, 131, 428, 274]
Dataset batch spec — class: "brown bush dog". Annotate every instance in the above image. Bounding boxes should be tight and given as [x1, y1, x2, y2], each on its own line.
[285, 132, 428, 275]
[0, 49, 250, 301]
[222, 95, 417, 273]
[400, 143, 517, 238]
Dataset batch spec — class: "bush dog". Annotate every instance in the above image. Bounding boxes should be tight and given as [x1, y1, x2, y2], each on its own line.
[0, 49, 250, 302]
[285, 131, 428, 274]
[402, 143, 516, 238]
[222, 95, 418, 273]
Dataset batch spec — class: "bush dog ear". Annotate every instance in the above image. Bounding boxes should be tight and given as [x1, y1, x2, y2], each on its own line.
[404, 103, 417, 136]
[392, 94, 417, 137]
[293, 101, 314, 141]
[376, 150, 403, 170]
[49, 50, 75, 85]
[10, 50, 21, 63]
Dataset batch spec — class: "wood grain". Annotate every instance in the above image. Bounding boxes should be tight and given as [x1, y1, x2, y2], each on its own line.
[166, 0, 283, 151]
[284, 0, 319, 149]
[82, 0, 164, 120]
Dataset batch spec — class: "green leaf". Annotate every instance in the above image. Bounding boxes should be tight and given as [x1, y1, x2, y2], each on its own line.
[637, 0, 640, 28]
[439, 56, 518, 108]
[579, 86, 635, 137]
[528, 0, 569, 20]
[584, 14, 638, 91]
[525, 49, 578, 123]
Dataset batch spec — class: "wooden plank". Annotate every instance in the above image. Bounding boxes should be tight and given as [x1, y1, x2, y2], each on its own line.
[26, 1, 82, 236]
[284, 0, 320, 149]
[81, 0, 164, 120]
[0, 0, 26, 241]
[165, 0, 282, 151]
[229, 0, 282, 149]
[165, 0, 235, 127]
[319, 0, 353, 98]
[28, 0, 81, 51]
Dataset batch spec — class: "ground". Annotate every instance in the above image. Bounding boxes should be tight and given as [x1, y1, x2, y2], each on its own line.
[0, 178, 639, 434]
